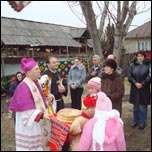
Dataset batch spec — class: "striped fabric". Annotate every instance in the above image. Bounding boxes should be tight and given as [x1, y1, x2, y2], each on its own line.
[50, 114, 71, 151]
[16, 132, 42, 150]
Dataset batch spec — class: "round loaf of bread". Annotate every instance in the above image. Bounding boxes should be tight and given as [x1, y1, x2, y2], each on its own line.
[56, 108, 81, 123]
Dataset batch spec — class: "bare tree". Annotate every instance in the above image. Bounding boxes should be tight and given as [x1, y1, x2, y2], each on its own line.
[69, 1, 138, 65]
[112, 1, 137, 65]
[101, 23, 114, 58]
[79, 1, 109, 62]
[78, 1, 138, 65]
[7, 1, 150, 65]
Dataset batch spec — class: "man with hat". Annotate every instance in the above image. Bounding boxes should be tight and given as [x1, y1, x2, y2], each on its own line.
[8, 57, 53, 151]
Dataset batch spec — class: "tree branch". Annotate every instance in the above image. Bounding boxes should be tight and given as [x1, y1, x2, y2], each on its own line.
[120, 1, 129, 24]
[124, 1, 137, 35]
[98, 1, 109, 39]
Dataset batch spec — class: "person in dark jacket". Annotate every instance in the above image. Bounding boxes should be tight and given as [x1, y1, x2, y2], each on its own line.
[9, 71, 23, 122]
[99, 59, 125, 117]
[128, 51, 151, 130]
[9, 71, 23, 96]
[42, 56, 68, 112]
[86, 54, 103, 81]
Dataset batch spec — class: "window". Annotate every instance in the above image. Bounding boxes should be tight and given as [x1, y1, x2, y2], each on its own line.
[138, 42, 149, 51]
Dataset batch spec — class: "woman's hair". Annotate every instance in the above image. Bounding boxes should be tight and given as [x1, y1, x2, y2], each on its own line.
[16, 71, 22, 75]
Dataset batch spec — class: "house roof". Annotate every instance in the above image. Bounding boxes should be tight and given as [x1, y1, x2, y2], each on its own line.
[70, 28, 88, 38]
[126, 21, 151, 39]
[87, 39, 93, 48]
[1, 17, 81, 47]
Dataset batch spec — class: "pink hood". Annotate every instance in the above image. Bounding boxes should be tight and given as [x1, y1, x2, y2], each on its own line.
[78, 110, 126, 151]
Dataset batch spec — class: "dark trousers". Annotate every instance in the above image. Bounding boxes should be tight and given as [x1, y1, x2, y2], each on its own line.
[70, 87, 83, 110]
[133, 104, 147, 126]
[56, 99, 64, 112]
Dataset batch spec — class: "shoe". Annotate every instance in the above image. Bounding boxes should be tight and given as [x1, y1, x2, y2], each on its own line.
[131, 124, 138, 128]
[139, 125, 146, 130]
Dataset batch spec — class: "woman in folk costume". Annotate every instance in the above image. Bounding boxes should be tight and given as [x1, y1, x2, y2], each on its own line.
[8, 58, 53, 151]
[78, 92, 126, 151]
[69, 77, 101, 151]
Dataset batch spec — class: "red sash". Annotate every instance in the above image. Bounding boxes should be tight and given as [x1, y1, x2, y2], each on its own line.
[50, 114, 71, 151]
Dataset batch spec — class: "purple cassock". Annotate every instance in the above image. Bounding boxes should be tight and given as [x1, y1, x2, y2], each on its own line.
[8, 79, 47, 112]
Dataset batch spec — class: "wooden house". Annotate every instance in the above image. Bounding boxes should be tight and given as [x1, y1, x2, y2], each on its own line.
[1, 17, 92, 63]
[1, 17, 93, 76]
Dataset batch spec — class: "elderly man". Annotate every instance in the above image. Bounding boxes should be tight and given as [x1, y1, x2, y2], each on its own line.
[8, 57, 53, 151]
[86, 54, 103, 81]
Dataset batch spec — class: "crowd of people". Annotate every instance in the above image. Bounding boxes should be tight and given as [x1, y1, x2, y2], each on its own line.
[8, 51, 151, 151]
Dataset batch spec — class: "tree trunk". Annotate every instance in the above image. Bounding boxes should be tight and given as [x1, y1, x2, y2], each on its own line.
[113, 27, 123, 66]
[113, 1, 137, 66]
[79, 1, 104, 61]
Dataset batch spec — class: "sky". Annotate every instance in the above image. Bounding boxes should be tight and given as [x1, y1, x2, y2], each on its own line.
[1, 1, 151, 31]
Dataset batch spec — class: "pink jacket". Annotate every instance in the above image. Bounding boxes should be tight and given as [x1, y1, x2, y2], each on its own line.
[78, 115, 126, 151]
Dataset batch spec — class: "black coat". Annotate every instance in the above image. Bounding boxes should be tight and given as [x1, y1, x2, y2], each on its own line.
[42, 70, 68, 100]
[128, 59, 151, 105]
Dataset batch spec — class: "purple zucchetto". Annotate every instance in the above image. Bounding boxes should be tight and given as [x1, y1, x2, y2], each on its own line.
[21, 57, 37, 73]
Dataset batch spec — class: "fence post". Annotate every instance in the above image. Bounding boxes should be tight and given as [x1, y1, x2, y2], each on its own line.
[1, 96, 10, 113]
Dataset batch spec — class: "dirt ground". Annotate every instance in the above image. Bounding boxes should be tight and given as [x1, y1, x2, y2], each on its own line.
[1, 80, 151, 151]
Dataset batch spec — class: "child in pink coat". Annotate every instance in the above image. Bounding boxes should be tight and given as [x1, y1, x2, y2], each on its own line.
[69, 77, 101, 150]
[78, 92, 126, 151]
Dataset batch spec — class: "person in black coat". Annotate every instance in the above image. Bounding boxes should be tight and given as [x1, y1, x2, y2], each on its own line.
[9, 72, 23, 96]
[9, 71, 23, 122]
[42, 56, 68, 112]
[128, 51, 151, 130]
